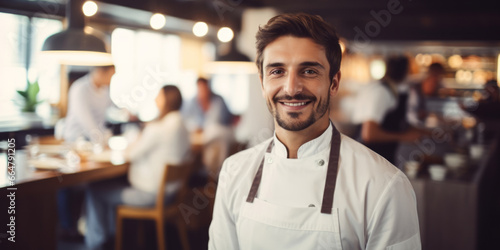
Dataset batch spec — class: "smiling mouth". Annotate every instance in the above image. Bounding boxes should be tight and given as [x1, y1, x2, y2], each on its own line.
[281, 101, 310, 106]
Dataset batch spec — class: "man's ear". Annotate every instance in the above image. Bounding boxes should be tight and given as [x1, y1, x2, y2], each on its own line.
[330, 71, 341, 96]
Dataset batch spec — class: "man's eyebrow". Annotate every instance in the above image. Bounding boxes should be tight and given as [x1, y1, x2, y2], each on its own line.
[300, 61, 325, 69]
[264, 62, 285, 69]
[265, 61, 325, 70]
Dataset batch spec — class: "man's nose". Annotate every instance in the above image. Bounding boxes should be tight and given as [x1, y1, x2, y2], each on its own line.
[283, 72, 303, 96]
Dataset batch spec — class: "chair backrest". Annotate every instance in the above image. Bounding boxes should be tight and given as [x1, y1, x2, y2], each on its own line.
[155, 161, 194, 214]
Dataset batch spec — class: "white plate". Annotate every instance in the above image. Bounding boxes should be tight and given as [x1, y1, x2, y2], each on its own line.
[28, 158, 66, 170]
[88, 150, 125, 163]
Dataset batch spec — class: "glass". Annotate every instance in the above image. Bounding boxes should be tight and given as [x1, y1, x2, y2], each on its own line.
[25, 134, 40, 159]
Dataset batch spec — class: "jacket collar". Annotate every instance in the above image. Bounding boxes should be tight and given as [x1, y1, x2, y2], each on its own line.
[272, 122, 332, 159]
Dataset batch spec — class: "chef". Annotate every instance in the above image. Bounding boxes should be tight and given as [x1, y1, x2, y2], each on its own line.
[208, 13, 421, 250]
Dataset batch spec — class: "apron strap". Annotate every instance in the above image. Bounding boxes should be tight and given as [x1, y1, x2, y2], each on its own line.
[321, 126, 341, 214]
[246, 140, 274, 203]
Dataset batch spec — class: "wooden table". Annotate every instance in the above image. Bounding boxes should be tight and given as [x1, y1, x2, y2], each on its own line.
[0, 148, 129, 250]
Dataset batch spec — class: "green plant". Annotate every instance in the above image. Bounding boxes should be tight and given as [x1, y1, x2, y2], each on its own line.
[16, 79, 42, 112]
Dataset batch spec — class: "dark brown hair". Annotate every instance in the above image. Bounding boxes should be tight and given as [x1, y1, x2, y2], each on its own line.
[158, 85, 183, 118]
[384, 55, 409, 83]
[255, 13, 342, 81]
[428, 62, 445, 75]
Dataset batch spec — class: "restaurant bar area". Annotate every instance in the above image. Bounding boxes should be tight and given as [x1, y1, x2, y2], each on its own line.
[1, 0, 499, 249]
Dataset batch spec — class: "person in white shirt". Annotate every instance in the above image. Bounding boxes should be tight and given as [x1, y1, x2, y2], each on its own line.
[351, 56, 423, 164]
[63, 65, 116, 143]
[58, 65, 115, 241]
[208, 13, 421, 250]
[85, 85, 191, 249]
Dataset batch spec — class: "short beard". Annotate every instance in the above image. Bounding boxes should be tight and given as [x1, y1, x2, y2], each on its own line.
[267, 93, 330, 131]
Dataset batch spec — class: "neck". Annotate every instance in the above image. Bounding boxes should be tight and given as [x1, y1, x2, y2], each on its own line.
[275, 116, 330, 159]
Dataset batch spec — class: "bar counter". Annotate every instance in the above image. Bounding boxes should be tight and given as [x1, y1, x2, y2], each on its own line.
[403, 121, 500, 250]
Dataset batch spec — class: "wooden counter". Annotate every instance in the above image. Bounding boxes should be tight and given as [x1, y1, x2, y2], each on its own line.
[0, 149, 129, 250]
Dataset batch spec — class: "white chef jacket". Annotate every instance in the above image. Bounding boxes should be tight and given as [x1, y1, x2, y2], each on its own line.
[209, 123, 421, 249]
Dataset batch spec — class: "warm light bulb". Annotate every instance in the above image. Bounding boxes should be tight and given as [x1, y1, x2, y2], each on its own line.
[370, 59, 386, 80]
[82, 1, 98, 17]
[150, 13, 166, 30]
[217, 27, 234, 43]
[193, 22, 209, 37]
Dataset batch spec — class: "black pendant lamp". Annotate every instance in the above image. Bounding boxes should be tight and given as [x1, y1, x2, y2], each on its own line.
[41, 0, 112, 66]
[206, 41, 257, 74]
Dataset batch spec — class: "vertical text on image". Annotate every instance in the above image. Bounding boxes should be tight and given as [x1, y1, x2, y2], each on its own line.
[6, 138, 17, 243]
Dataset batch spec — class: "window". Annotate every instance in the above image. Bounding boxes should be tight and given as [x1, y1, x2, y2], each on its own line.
[0, 13, 29, 118]
[211, 74, 249, 115]
[0, 12, 62, 119]
[111, 28, 189, 121]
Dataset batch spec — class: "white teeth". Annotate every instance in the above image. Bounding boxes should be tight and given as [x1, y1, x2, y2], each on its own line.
[283, 102, 306, 106]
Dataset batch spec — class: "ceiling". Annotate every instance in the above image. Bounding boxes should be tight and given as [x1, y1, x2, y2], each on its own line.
[97, 0, 500, 42]
[2, 0, 500, 42]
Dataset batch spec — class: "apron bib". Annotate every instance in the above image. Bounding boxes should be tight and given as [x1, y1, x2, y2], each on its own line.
[236, 124, 343, 250]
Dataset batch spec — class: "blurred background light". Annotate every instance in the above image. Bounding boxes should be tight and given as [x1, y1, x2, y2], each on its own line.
[448, 54, 463, 69]
[193, 21, 208, 37]
[82, 1, 98, 17]
[370, 59, 386, 80]
[150, 13, 166, 30]
[217, 27, 233, 43]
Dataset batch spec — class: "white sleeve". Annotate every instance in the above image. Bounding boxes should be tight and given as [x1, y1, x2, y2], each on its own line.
[366, 171, 422, 250]
[352, 85, 395, 125]
[209, 160, 240, 250]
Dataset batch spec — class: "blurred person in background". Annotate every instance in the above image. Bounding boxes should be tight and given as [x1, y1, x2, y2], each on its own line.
[182, 77, 234, 177]
[63, 65, 116, 143]
[57, 65, 115, 241]
[85, 85, 191, 249]
[352, 55, 423, 164]
[407, 62, 446, 126]
[460, 79, 500, 120]
[182, 77, 233, 134]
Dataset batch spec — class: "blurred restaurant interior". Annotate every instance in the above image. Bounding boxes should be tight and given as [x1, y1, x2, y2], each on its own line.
[0, 0, 499, 249]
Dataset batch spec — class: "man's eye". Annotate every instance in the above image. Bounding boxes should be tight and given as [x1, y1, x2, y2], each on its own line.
[304, 69, 317, 74]
[270, 69, 284, 75]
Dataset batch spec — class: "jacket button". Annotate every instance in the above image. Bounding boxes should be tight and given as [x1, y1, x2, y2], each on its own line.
[317, 159, 325, 166]
[267, 157, 273, 164]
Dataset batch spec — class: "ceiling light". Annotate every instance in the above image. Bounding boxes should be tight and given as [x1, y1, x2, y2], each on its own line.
[205, 42, 257, 74]
[193, 22, 208, 37]
[217, 27, 234, 43]
[82, 1, 98, 17]
[41, 0, 112, 66]
[150, 13, 166, 30]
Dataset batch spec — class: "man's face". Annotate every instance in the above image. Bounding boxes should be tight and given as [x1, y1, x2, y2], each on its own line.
[197, 81, 211, 101]
[260, 36, 339, 131]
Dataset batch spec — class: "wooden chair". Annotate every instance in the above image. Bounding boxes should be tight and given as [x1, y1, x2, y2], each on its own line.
[115, 161, 194, 250]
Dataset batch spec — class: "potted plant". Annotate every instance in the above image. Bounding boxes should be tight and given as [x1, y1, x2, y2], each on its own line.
[16, 79, 42, 113]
